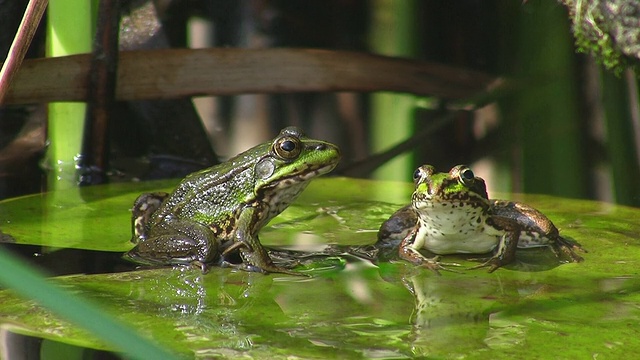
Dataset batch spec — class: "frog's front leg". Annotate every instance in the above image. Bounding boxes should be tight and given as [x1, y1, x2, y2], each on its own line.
[376, 205, 417, 248]
[225, 206, 304, 276]
[399, 227, 461, 276]
[468, 231, 519, 272]
[124, 217, 219, 271]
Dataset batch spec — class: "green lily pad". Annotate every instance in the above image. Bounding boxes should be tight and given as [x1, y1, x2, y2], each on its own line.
[0, 177, 639, 359]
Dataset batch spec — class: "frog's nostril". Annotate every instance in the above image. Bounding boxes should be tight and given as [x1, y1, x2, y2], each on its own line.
[315, 143, 327, 151]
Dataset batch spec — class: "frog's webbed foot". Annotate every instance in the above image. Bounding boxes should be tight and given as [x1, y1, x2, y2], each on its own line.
[249, 259, 309, 277]
[467, 255, 506, 273]
[221, 239, 308, 277]
[266, 249, 307, 268]
[219, 259, 266, 274]
[551, 236, 587, 263]
[416, 256, 463, 276]
[468, 231, 520, 273]
[397, 227, 463, 275]
[398, 227, 462, 275]
[190, 260, 210, 274]
[241, 260, 309, 277]
[221, 260, 307, 276]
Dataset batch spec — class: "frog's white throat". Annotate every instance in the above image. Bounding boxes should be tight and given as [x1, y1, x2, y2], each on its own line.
[412, 199, 502, 255]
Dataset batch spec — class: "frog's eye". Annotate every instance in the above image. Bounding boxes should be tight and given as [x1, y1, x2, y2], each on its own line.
[459, 168, 475, 184]
[274, 136, 302, 159]
[412, 168, 422, 182]
[413, 165, 434, 185]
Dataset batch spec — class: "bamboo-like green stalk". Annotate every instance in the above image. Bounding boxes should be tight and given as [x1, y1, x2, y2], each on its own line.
[0, 247, 178, 359]
[514, 1, 586, 198]
[369, 0, 418, 183]
[601, 70, 640, 207]
[46, 0, 93, 189]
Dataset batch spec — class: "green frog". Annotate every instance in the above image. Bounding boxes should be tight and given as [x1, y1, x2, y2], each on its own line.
[377, 164, 585, 274]
[124, 127, 341, 275]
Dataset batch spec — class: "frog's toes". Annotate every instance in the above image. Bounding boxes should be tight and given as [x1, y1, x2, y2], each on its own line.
[260, 263, 310, 277]
[189, 260, 210, 273]
[559, 248, 584, 263]
[420, 263, 443, 276]
[418, 257, 463, 275]
[552, 237, 587, 263]
[221, 241, 248, 256]
[468, 257, 504, 273]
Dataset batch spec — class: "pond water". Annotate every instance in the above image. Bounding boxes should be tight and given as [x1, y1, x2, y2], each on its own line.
[0, 178, 639, 359]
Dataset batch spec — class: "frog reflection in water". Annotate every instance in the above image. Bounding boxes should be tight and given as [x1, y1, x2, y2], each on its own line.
[377, 165, 585, 274]
[124, 127, 341, 275]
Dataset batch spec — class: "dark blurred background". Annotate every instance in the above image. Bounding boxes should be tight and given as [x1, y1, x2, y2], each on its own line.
[1, 0, 639, 207]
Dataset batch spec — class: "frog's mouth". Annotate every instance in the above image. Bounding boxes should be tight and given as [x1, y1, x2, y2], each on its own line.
[267, 162, 338, 190]
[413, 192, 488, 209]
[311, 162, 339, 175]
[293, 162, 339, 179]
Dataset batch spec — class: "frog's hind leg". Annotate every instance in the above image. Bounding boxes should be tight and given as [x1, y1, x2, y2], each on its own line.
[124, 219, 218, 272]
[130, 192, 169, 244]
[550, 236, 586, 263]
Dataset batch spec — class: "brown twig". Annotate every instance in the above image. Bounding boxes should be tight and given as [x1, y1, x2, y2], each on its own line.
[78, 0, 121, 185]
[0, 0, 48, 104]
[4, 48, 502, 104]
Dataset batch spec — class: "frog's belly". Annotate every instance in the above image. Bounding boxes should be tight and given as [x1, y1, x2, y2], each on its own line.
[420, 230, 499, 254]
[415, 215, 502, 255]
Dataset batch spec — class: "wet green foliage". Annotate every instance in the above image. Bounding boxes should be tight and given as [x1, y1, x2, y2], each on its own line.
[0, 178, 639, 358]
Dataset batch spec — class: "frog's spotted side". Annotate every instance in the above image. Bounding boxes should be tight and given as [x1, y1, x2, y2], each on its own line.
[124, 127, 341, 275]
[378, 165, 585, 274]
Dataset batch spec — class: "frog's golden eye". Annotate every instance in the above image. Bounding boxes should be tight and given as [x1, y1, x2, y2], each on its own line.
[274, 136, 302, 159]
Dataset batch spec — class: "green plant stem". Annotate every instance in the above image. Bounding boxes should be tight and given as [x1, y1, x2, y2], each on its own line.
[601, 69, 640, 206]
[515, 1, 586, 198]
[46, 0, 94, 189]
[369, 0, 419, 183]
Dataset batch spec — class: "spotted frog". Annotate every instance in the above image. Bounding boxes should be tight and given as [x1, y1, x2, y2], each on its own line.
[124, 127, 341, 274]
[377, 165, 585, 274]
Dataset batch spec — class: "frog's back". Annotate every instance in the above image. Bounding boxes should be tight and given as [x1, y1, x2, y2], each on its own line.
[153, 147, 267, 225]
